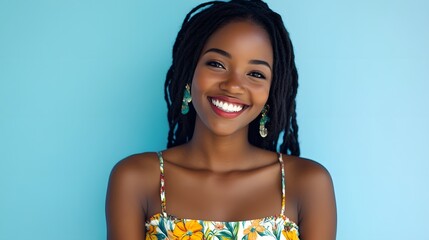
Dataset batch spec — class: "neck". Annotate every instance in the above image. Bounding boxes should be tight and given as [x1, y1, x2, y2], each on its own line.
[186, 118, 254, 172]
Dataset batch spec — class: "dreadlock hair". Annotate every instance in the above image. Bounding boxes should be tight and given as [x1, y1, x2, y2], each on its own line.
[164, 0, 300, 156]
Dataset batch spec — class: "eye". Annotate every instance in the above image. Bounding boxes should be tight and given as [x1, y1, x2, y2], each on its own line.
[206, 61, 225, 69]
[248, 71, 266, 79]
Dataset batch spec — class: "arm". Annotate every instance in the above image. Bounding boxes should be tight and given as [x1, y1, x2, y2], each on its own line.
[297, 160, 337, 240]
[105, 156, 147, 240]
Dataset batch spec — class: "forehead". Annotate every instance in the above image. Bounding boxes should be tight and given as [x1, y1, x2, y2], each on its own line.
[201, 20, 273, 64]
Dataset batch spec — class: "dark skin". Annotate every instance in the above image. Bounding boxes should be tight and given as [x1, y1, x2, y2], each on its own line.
[106, 21, 337, 240]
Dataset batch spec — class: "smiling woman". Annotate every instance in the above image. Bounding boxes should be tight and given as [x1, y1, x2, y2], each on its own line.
[105, 1, 336, 240]
[191, 21, 272, 136]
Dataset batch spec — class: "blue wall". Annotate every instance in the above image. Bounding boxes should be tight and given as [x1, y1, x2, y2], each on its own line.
[1, 0, 428, 239]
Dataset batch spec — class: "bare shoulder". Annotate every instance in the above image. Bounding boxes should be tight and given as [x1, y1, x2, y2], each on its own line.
[284, 156, 337, 239]
[106, 152, 161, 240]
[108, 152, 160, 196]
[110, 152, 160, 175]
[284, 155, 334, 192]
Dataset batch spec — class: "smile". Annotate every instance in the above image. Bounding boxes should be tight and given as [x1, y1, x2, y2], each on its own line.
[209, 97, 248, 113]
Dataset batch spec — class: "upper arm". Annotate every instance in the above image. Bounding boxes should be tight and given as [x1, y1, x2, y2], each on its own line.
[105, 155, 152, 240]
[297, 160, 337, 240]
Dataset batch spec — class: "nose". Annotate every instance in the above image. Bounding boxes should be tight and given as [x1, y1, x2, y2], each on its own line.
[219, 71, 245, 95]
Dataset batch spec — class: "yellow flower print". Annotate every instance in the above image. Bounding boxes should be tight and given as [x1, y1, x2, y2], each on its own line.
[282, 229, 299, 240]
[146, 225, 158, 240]
[172, 220, 204, 240]
[243, 220, 266, 240]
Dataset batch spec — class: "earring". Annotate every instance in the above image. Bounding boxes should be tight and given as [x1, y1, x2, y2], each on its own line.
[181, 84, 192, 115]
[259, 105, 270, 138]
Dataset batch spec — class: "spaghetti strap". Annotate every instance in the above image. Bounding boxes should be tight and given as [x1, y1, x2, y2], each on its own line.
[156, 152, 167, 217]
[278, 153, 286, 215]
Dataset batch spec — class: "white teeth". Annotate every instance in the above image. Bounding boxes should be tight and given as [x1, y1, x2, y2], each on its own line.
[211, 98, 244, 113]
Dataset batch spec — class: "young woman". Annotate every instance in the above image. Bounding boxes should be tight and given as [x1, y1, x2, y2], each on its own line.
[106, 1, 337, 239]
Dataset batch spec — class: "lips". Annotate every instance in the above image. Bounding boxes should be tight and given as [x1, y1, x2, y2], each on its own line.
[208, 96, 248, 118]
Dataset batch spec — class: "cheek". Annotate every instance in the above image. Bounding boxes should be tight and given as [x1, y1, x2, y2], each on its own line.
[190, 66, 211, 108]
[191, 67, 205, 96]
[262, 79, 272, 102]
[191, 65, 219, 95]
[252, 84, 271, 105]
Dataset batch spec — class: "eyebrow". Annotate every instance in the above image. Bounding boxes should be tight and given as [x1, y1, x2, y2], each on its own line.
[204, 48, 231, 58]
[204, 48, 272, 70]
[249, 59, 271, 70]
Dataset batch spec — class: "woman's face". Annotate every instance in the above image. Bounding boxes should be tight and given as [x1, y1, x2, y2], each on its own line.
[191, 20, 273, 137]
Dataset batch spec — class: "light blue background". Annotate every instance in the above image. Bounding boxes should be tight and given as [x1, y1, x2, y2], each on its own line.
[1, 0, 428, 239]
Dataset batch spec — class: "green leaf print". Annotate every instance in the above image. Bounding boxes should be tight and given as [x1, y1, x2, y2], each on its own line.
[233, 222, 239, 237]
[259, 229, 276, 238]
[274, 223, 282, 240]
[155, 233, 166, 240]
[225, 222, 234, 233]
[204, 227, 214, 240]
[224, 222, 238, 239]
[217, 230, 233, 240]
[258, 230, 269, 237]
[274, 229, 281, 240]
[158, 219, 167, 236]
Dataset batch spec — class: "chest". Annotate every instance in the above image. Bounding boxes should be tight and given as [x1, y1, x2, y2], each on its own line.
[161, 163, 285, 221]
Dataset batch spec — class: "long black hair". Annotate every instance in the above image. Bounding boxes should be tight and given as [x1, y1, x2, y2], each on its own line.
[164, 0, 300, 156]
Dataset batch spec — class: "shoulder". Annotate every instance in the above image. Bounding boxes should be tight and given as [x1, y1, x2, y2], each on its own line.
[106, 152, 162, 239]
[108, 152, 161, 195]
[284, 156, 337, 238]
[284, 156, 334, 197]
[111, 152, 159, 172]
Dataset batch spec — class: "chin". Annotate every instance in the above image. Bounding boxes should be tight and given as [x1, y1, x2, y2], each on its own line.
[207, 123, 247, 138]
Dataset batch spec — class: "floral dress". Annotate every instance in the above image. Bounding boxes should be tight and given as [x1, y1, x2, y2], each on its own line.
[145, 152, 300, 240]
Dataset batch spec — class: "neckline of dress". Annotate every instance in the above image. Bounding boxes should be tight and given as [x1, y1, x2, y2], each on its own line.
[146, 212, 299, 228]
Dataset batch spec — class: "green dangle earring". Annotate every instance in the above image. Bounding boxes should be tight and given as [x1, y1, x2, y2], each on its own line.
[181, 84, 192, 115]
[259, 105, 270, 138]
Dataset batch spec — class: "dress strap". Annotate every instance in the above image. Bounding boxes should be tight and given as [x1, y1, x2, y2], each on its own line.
[156, 152, 167, 217]
[278, 153, 286, 215]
